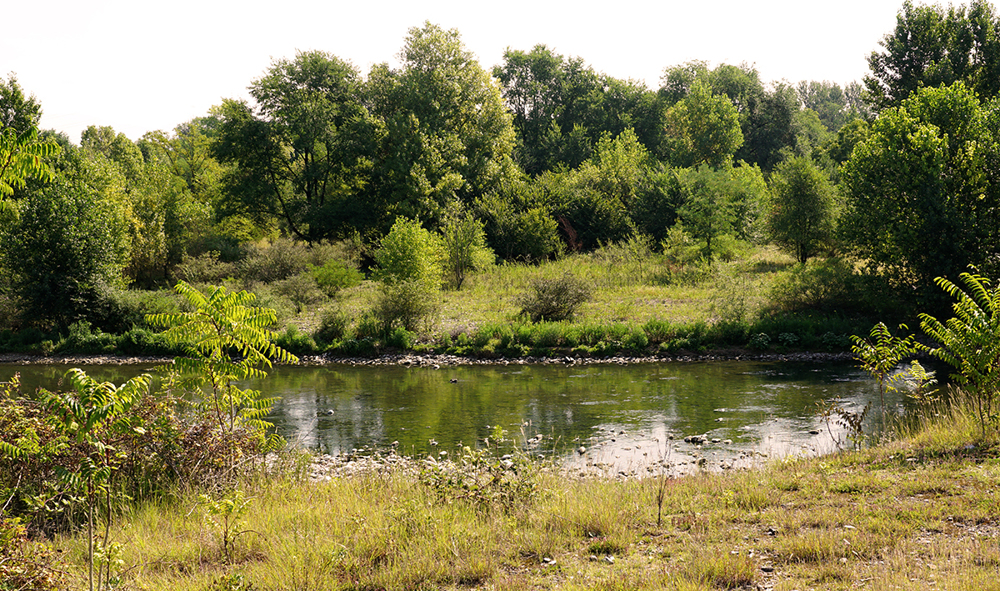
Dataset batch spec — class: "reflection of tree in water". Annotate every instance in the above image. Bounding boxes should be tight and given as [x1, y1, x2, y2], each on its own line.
[3, 360, 882, 463]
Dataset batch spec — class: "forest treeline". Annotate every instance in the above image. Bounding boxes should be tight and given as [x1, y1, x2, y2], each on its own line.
[1, 0, 1000, 341]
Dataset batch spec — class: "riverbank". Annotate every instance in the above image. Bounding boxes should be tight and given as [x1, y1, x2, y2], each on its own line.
[44, 398, 1000, 591]
[0, 349, 854, 367]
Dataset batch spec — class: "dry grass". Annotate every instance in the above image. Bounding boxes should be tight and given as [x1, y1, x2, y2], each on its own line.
[47, 399, 1000, 591]
[290, 247, 799, 340]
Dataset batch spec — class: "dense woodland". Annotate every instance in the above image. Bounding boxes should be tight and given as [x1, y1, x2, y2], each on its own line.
[2, 0, 1000, 351]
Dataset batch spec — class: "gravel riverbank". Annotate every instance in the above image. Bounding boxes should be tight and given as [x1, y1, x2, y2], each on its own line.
[0, 350, 853, 367]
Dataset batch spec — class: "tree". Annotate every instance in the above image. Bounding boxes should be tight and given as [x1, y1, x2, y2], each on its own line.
[0, 74, 41, 135]
[676, 165, 738, 259]
[495, 45, 664, 174]
[767, 156, 838, 263]
[0, 127, 59, 199]
[661, 62, 800, 172]
[372, 217, 443, 288]
[796, 80, 850, 133]
[440, 203, 494, 290]
[368, 23, 517, 227]
[840, 82, 1000, 294]
[865, 0, 1000, 111]
[1, 166, 131, 329]
[147, 281, 297, 442]
[919, 269, 1000, 436]
[213, 50, 379, 243]
[662, 80, 743, 168]
[370, 217, 444, 332]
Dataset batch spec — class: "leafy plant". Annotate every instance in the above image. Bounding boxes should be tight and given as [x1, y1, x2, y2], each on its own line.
[310, 259, 363, 298]
[850, 322, 917, 422]
[516, 273, 591, 322]
[199, 489, 254, 563]
[38, 369, 150, 591]
[146, 281, 298, 452]
[440, 203, 495, 290]
[919, 269, 1000, 436]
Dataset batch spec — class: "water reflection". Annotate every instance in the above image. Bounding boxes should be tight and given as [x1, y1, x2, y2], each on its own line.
[2, 360, 896, 473]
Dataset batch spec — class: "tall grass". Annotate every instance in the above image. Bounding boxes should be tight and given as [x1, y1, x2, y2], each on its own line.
[43, 392, 1000, 590]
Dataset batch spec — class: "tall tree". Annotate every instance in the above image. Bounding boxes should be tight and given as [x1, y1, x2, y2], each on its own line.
[865, 0, 1000, 111]
[495, 45, 664, 174]
[213, 50, 379, 243]
[767, 156, 838, 263]
[662, 79, 743, 168]
[0, 74, 41, 134]
[841, 82, 1000, 294]
[368, 23, 517, 228]
[659, 62, 798, 171]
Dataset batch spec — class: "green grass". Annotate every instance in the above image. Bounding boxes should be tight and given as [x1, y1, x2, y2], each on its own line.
[0, 245, 891, 358]
[41, 397, 1000, 590]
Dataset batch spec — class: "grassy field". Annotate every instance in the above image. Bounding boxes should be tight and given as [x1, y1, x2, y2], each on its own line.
[43, 396, 1000, 591]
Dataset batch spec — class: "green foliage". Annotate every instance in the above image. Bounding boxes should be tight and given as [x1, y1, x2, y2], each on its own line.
[663, 79, 743, 168]
[313, 307, 351, 346]
[1, 172, 131, 330]
[676, 166, 738, 260]
[0, 126, 59, 197]
[310, 259, 362, 298]
[865, 0, 1000, 111]
[38, 368, 151, 591]
[516, 273, 591, 323]
[146, 281, 298, 444]
[368, 22, 518, 226]
[840, 83, 1000, 296]
[767, 156, 838, 264]
[494, 45, 665, 175]
[0, 514, 69, 591]
[850, 323, 918, 422]
[213, 50, 378, 242]
[372, 217, 443, 288]
[440, 203, 495, 290]
[474, 190, 561, 262]
[371, 281, 439, 334]
[919, 269, 1000, 436]
[199, 489, 253, 563]
[419, 429, 538, 515]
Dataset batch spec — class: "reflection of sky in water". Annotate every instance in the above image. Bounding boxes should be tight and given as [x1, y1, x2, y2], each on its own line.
[1, 360, 912, 475]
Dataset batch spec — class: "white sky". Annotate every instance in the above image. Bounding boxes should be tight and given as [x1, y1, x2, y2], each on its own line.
[2, 0, 910, 143]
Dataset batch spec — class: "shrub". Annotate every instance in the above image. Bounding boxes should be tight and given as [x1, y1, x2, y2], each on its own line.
[517, 273, 591, 323]
[371, 280, 438, 333]
[237, 238, 313, 284]
[372, 217, 443, 289]
[174, 251, 236, 285]
[271, 272, 325, 313]
[440, 203, 495, 290]
[919, 269, 1000, 436]
[273, 324, 318, 355]
[314, 307, 351, 346]
[310, 259, 363, 298]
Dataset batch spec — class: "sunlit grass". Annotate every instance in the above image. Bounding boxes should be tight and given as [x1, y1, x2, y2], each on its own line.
[45, 396, 1000, 590]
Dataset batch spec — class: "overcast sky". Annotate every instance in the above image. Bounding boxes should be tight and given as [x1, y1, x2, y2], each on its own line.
[2, 0, 910, 143]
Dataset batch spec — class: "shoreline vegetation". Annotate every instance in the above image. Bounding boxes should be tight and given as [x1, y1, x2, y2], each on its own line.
[5, 3, 1000, 586]
[6, 270, 1000, 590]
[0, 246, 892, 365]
[11, 395, 1000, 590]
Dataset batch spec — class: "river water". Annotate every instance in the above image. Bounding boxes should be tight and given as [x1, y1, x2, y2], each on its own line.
[1, 359, 901, 475]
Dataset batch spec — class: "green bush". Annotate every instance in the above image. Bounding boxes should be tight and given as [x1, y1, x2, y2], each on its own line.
[314, 307, 351, 346]
[371, 281, 438, 334]
[237, 238, 314, 284]
[517, 273, 591, 323]
[174, 251, 236, 285]
[310, 259, 363, 298]
[372, 217, 443, 288]
[272, 272, 325, 313]
[273, 324, 318, 355]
